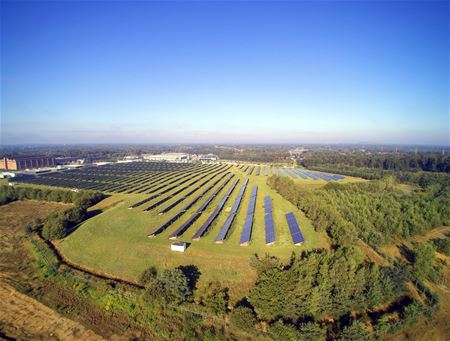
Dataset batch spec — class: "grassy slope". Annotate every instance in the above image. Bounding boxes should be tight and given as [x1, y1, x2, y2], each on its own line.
[56, 166, 360, 302]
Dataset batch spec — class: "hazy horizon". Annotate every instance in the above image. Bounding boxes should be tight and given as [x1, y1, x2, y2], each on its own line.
[1, 1, 449, 146]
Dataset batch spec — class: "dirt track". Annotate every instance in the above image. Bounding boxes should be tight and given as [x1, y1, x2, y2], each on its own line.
[0, 282, 103, 341]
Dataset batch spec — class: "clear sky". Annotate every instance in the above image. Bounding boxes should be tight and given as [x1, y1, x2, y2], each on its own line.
[1, 0, 449, 145]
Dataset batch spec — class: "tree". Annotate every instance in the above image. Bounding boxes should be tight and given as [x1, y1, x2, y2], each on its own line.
[338, 320, 371, 341]
[412, 242, 438, 281]
[202, 282, 229, 314]
[144, 268, 192, 305]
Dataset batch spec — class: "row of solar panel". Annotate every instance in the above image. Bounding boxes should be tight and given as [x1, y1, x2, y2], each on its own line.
[128, 165, 227, 208]
[143, 167, 228, 211]
[147, 173, 231, 237]
[192, 179, 240, 239]
[169, 175, 235, 239]
[239, 186, 258, 245]
[215, 178, 249, 242]
[264, 196, 275, 245]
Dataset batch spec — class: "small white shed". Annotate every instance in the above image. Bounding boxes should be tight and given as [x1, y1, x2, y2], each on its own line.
[170, 242, 187, 252]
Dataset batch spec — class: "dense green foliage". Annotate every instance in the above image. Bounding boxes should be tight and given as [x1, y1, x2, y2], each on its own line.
[432, 236, 450, 255]
[412, 242, 443, 283]
[248, 247, 399, 321]
[229, 306, 257, 332]
[269, 320, 325, 341]
[42, 206, 87, 239]
[0, 184, 104, 207]
[301, 151, 450, 173]
[268, 176, 450, 246]
[142, 268, 192, 306]
[201, 282, 229, 314]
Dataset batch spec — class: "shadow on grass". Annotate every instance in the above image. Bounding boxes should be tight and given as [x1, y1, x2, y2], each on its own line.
[178, 264, 201, 291]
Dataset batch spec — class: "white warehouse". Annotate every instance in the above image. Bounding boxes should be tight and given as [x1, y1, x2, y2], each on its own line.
[142, 153, 189, 162]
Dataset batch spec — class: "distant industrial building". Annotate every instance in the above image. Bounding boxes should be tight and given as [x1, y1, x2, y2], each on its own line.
[198, 154, 219, 162]
[142, 153, 189, 162]
[0, 156, 56, 170]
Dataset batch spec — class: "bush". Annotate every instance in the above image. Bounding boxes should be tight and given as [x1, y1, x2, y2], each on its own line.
[433, 237, 450, 255]
[202, 282, 229, 314]
[230, 306, 256, 332]
[138, 266, 157, 286]
[269, 320, 300, 341]
[142, 268, 192, 305]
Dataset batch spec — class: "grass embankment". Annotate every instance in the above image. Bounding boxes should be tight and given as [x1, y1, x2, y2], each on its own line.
[57, 166, 341, 302]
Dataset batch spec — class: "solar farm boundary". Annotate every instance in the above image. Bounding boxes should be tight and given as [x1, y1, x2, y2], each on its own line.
[147, 172, 231, 237]
[192, 178, 240, 240]
[168, 174, 235, 239]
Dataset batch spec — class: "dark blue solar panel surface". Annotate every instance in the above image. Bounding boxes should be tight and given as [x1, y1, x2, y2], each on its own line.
[240, 185, 258, 244]
[285, 212, 305, 245]
[215, 178, 249, 242]
[169, 175, 233, 238]
[148, 173, 230, 237]
[192, 179, 239, 239]
[264, 195, 275, 244]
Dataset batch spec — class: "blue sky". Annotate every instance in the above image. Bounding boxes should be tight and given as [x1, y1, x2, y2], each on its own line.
[1, 1, 449, 145]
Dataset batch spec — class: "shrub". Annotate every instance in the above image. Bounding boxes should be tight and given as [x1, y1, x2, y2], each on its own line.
[230, 306, 256, 332]
[202, 282, 229, 314]
[138, 266, 157, 286]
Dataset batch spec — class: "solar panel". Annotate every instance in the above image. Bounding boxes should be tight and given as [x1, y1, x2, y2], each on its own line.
[263, 167, 268, 176]
[278, 168, 287, 177]
[240, 186, 258, 245]
[264, 196, 275, 245]
[293, 169, 308, 179]
[215, 178, 249, 243]
[147, 173, 230, 237]
[284, 169, 297, 179]
[191, 180, 240, 239]
[285, 212, 304, 245]
[169, 175, 233, 239]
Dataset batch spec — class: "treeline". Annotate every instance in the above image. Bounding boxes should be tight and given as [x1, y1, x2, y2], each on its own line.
[306, 164, 450, 188]
[246, 248, 432, 340]
[301, 151, 450, 173]
[0, 185, 104, 239]
[267, 176, 450, 247]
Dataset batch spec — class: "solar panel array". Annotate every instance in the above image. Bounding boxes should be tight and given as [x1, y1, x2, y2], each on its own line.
[239, 185, 258, 246]
[147, 172, 231, 237]
[271, 167, 277, 175]
[215, 178, 249, 243]
[277, 168, 287, 177]
[248, 166, 255, 175]
[285, 212, 305, 245]
[263, 167, 268, 176]
[284, 169, 297, 179]
[142, 166, 227, 211]
[264, 196, 275, 245]
[168, 175, 234, 239]
[192, 178, 240, 240]
[255, 166, 261, 176]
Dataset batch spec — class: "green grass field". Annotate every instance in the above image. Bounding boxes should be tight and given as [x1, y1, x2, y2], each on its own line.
[56, 165, 363, 302]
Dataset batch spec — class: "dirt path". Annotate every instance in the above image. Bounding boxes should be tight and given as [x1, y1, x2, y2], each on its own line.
[0, 282, 104, 341]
